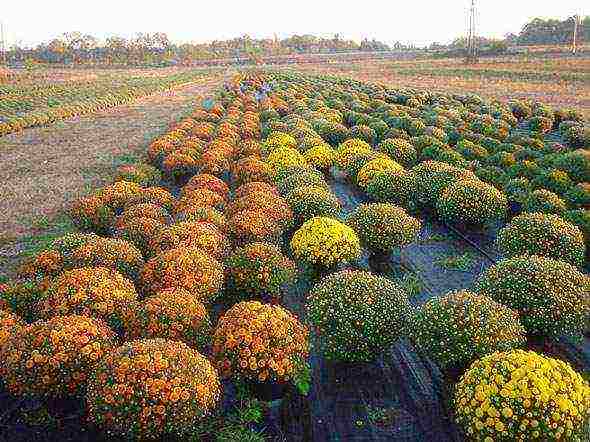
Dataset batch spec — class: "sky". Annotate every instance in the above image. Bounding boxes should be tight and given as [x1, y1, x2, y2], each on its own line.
[1, 0, 588, 48]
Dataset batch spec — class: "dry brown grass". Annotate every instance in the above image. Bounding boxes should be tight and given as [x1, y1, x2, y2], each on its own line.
[290, 57, 590, 118]
[0, 75, 222, 276]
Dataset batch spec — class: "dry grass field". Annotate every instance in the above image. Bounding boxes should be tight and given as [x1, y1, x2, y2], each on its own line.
[290, 55, 590, 119]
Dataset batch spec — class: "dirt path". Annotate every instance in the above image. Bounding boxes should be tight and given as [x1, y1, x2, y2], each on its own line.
[0, 76, 222, 275]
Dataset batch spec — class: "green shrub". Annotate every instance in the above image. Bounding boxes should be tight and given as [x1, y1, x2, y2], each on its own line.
[530, 169, 573, 196]
[475, 255, 590, 338]
[503, 177, 532, 204]
[562, 209, 590, 260]
[348, 125, 376, 145]
[226, 242, 297, 301]
[455, 140, 489, 162]
[377, 138, 418, 167]
[522, 189, 567, 215]
[285, 185, 341, 224]
[563, 125, 590, 149]
[412, 161, 476, 209]
[528, 116, 553, 134]
[365, 170, 417, 209]
[346, 203, 421, 254]
[564, 183, 590, 209]
[437, 179, 508, 227]
[307, 270, 411, 362]
[496, 212, 585, 266]
[276, 171, 328, 196]
[553, 150, 590, 182]
[421, 146, 468, 168]
[474, 165, 509, 189]
[410, 290, 526, 370]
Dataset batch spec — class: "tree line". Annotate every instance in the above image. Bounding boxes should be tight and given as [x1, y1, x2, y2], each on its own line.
[3, 32, 408, 66]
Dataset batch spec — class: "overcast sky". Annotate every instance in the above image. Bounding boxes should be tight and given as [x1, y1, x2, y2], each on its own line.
[2, 0, 588, 48]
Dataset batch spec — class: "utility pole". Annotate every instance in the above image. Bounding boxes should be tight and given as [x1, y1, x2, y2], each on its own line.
[0, 21, 6, 66]
[572, 14, 579, 56]
[465, 0, 478, 63]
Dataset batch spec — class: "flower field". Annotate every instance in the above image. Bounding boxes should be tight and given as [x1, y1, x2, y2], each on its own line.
[0, 68, 215, 137]
[1, 68, 590, 441]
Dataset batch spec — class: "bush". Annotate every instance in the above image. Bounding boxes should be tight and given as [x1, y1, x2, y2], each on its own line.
[290, 217, 361, 267]
[455, 139, 488, 162]
[530, 169, 573, 196]
[563, 125, 590, 149]
[357, 157, 403, 188]
[412, 161, 476, 209]
[344, 151, 383, 180]
[346, 203, 421, 253]
[36, 267, 138, 329]
[317, 121, 350, 146]
[528, 116, 553, 134]
[474, 165, 509, 189]
[304, 144, 337, 171]
[564, 182, 590, 209]
[175, 206, 227, 232]
[377, 138, 418, 167]
[228, 210, 284, 246]
[496, 213, 585, 266]
[234, 182, 279, 199]
[123, 288, 211, 350]
[116, 203, 172, 228]
[365, 169, 417, 209]
[262, 131, 297, 153]
[231, 156, 272, 186]
[148, 221, 229, 259]
[175, 188, 226, 214]
[349, 125, 377, 145]
[114, 217, 164, 257]
[454, 350, 590, 441]
[227, 192, 293, 229]
[0, 315, 117, 398]
[226, 242, 297, 301]
[410, 290, 526, 370]
[553, 150, 590, 182]
[97, 181, 143, 212]
[335, 139, 373, 170]
[183, 173, 230, 201]
[0, 309, 25, 349]
[286, 185, 341, 224]
[114, 163, 162, 188]
[266, 147, 307, 178]
[437, 179, 508, 227]
[140, 247, 224, 303]
[87, 338, 221, 440]
[70, 196, 115, 234]
[421, 146, 468, 168]
[503, 177, 532, 204]
[69, 237, 145, 281]
[474, 255, 590, 338]
[125, 186, 175, 212]
[522, 189, 567, 215]
[212, 301, 309, 382]
[307, 270, 411, 362]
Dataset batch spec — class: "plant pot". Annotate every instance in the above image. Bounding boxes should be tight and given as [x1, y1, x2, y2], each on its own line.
[508, 201, 522, 217]
[247, 380, 287, 402]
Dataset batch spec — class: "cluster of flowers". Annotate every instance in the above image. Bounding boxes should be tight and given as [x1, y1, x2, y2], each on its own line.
[409, 290, 527, 370]
[454, 350, 590, 441]
[212, 301, 309, 383]
[0, 90, 309, 440]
